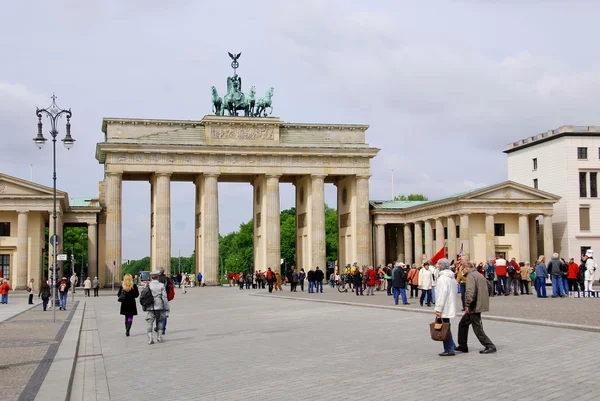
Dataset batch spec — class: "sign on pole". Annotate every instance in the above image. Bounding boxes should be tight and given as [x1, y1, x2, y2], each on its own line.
[50, 235, 61, 246]
[57, 254, 67, 261]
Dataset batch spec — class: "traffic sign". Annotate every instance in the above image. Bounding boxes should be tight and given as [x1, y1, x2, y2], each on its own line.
[50, 234, 61, 246]
[57, 254, 67, 261]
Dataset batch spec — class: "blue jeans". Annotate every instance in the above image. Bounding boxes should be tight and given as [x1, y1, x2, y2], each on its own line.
[393, 287, 400, 304]
[536, 277, 547, 297]
[441, 318, 455, 354]
[308, 281, 314, 293]
[497, 276, 507, 295]
[315, 281, 323, 293]
[562, 276, 568, 294]
[59, 292, 67, 309]
[1, 294, 7, 304]
[428, 287, 436, 304]
[551, 276, 565, 296]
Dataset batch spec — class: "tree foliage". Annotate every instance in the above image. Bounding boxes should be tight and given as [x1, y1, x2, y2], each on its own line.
[394, 193, 429, 201]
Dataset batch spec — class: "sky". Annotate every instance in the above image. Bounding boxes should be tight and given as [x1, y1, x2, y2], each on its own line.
[1, 0, 599, 260]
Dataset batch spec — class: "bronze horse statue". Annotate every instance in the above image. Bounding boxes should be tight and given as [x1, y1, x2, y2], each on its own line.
[254, 87, 274, 117]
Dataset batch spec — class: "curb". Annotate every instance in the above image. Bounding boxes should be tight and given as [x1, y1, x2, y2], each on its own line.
[34, 301, 86, 401]
[251, 293, 600, 333]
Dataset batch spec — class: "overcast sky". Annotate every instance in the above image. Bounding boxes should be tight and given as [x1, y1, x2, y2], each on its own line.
[1, 0, 599, 259]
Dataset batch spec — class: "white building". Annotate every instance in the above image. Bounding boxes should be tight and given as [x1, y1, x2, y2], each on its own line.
[505, 125, 600, 279]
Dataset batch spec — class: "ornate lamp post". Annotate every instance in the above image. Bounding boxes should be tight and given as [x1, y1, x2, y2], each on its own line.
[33, 95, 74, 323]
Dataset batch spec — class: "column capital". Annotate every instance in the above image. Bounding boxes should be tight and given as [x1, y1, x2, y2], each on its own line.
[356, 174, 371, 179]
[155, 172, 172, 178]
[265, 173, 282, 179]
[485, 212, 497, 217]
[543, 213, 553, 218]
[105, 172, 122, 178]
[88, 221, 98, 226]
[310, 174, 327, 179]
[17, 210, 29, 215]
[519, 213, 530, 218]
[204, 173, 220, 178]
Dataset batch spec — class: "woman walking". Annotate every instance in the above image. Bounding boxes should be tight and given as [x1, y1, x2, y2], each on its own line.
[27, 278, 35, 304]
[353, 266, 363, 296]
[39, 281, 51, 311]
[117, 274, 139, 337]
[519, 263, 531, 295]
[84, 277, 92, 297]
[419, 262, 434, 307]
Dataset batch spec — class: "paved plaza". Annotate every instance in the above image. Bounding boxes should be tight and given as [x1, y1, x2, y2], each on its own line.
[57, 286, 600, 401]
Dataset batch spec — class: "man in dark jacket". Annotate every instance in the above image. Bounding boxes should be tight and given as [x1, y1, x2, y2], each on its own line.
[392, 263, 410, 305]
[314, 267, 324, 293]
[266, 267, 275, 293]
[385, 264, 393, 296]
[547, 253, 566, 298]
[456, 263, 496, 354]
[156, 268, 174, 334]
[307, 268, 315, 293]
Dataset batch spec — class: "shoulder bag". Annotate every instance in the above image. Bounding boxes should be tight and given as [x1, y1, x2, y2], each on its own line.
[429, 317, 450, 342]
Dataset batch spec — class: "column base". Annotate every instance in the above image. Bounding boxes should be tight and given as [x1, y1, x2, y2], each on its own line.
[203, 280, 223, 287]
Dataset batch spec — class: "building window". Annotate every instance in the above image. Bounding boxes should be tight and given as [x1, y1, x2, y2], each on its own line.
[443, 227, 448, 239]
[456, 225, 460, 238]
[0, 222, 10, 236]
[591, 173, 598, 198]
[581, 246, 591, 260]
[494, 223, 505, 237]
[536, 220, 540, 234]
[0, 255, 9, 280]
[580, 207, 590, 231]
[533, 158, 537, 170]
[533, 179, 538, 189]
[433, 229, 436, 241]
[580, 172, 588, 197]
[578, 147, 588, 160]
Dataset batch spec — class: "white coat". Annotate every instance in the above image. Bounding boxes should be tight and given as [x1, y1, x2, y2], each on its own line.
[418, 268, 434, 290]
[434, 269, 457, 319]
[84, 279, 92, 289]
[585, 258, 597, 281]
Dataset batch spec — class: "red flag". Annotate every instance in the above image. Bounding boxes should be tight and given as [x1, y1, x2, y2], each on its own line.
[430, 246, 446, 265]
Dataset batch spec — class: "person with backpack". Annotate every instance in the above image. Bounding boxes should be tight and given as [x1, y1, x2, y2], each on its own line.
[494, 256, 507, 296]
[38, 280, 51, 311]
[506, 258, 520, 296]
[117, 273, 139, 337]
[265, 267, 275, 293]
[141, 270, 169, 345]
[58, 276, 70, 310]
[547, 253, 566, 298]
[484, 260, 496, 296]
[392, 262, 410, 305]
[157, 268, 174, 335]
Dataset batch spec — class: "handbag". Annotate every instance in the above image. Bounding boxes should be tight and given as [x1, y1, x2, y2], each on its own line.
[118, 290, 126, 302]
[429, 317, 450, 342]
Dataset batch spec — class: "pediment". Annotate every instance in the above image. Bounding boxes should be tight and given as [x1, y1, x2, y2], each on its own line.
[0, 174, 63, 198]
[462, 181, 559, 202]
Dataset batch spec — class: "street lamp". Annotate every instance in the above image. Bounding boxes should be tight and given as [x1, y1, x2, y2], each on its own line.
[34, 94, 74, 323]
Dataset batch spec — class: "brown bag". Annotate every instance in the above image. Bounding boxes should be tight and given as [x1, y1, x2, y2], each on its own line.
[429, 318, 450, 342]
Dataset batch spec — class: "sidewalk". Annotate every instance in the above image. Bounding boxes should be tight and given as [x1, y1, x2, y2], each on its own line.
[0, 299, 37, 323]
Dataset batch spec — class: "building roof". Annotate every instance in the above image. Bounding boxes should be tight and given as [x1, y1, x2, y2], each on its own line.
[504, 125, 600, 153]
[69, 197, 101, 208]
[370, 184, 495, 210]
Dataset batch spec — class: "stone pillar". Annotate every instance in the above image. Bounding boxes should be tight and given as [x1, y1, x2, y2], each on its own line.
[105, 172, 122, 286]
[414, 221, 423, 264]
[311, 175, 326, 270]
[459, 214, 470, 260]
[424, 219, 434, 259]
[355, 175, 371, 267]
[435, 218, 445, 254]
[265, 174, 281, 273]
[87, 222, 98, 280]
[386, 225, 397, 263]
[404, 223, 413, 265]
[518, 214, 530, 264]
[203, 173, 219, 285]
[529, 215, 539, 265]
[447, 215, 457, 262]
[376, 224, 386, 267]
[543, 214, 554, 262]
[194, 175, 204, 276]
[154, 173, 171, 274]
[396, 225, 405, 262]
[485, 213, 496, 261]
[16, 211, 28, 290]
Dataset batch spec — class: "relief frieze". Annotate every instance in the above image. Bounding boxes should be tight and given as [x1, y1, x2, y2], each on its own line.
[210, 125, 275, 140]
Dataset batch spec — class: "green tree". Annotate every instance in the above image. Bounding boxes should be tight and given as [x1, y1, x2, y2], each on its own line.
[325, 205, 338, 263]
[62, 227, 88, 277]
[394, 193, 429, 201]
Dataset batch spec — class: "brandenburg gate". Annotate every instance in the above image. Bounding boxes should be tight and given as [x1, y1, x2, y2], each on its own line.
[95, 54, 379, 286]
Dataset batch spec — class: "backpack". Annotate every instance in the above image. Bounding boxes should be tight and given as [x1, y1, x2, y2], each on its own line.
[59, 282, 67, 292]
[139, 286, 154, 309]
[267, 271, 273, 280]
[167, 282, 175, 301]
[560, 262, 568, 273]
[507, 264, 516, 276]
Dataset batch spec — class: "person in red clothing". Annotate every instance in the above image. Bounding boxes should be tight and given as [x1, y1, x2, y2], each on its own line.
[567, 257, 581, 292]
[506, 258, 521, 296]
[0, 279, 11, 304]
[495, 256, 508, 295]
[364, 266, 377, 296]
[227, 272, 234, 287]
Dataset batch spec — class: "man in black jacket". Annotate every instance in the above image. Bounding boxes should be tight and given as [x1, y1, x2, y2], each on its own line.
[385, 264, 393, 296]
[392, 263, 410, 305]
[314, 267, 324, 293]
[307, 268, 315, 293]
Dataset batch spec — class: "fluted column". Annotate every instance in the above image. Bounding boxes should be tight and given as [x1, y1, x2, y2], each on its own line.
[404, 224, 413, 265]
[529, 215, 539, 265]
[518, 214, 530, 264]
[266, 174, 281, 272]
[435, 218, 445, 254]
[424, 219, 434, 259]
[355, 175, 371, 267]
[459, 214, 470, 260]
[396, 225, 405, 262]
[105, 172, 122, 286]
[376, 224, 386, 267]
[203, 173, 220, 285]
[311, 174, 326, 270]
[155, 173, 171, 274]
[16, 211, 28, 289]
[485, 213, 495, 261]
[87, 222, 98, 280]
[414, 221, 423, 264]
[543, 214, 554, 263]
[447, 215, 457, 262]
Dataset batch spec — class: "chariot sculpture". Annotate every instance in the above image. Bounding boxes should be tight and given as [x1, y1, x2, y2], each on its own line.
[211, 52, 274, 117]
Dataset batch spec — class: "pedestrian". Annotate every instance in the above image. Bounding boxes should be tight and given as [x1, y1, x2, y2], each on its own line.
[365, 265, 376, 296]
[197, 272, 203, 287]
[58, 276, 69, 310]
[567, 257, 580, 292]
[584, 249, 597, 296]
[182, 274, 189, 294]
[519, 262, 531, 295]
[419, 262, 434, 307]
[507, 258, 520, 296]
[353, 266, 363, 296]
[494, 255, 507, 296]
[157, 268, 174, 335]
[385, 264, 393, 296]
[38, 281, 51, 311]
[433, 258, 457, 357]
[407, 264, 419, 299]
[70, 272, 78, 294]
[84, 277, 92, 297]
[547, 253, 565, 298]
[484, 259, 496, 296]
[0, 279, 11, 304]
[246, 273, 252, 289]
[456, 266, 467, 311]
[291, 268, 298, 292]
[117, 273, 139, 337]
[314, 267, 324, 293]
[307, 268, 315, 293]
[274, 271, 283, 291]
[133, 275, 139, 285]
[93, 276, 99, 297]
[298, 268, 305, 292]
[27, 278, 35, 304]
[238, 272, 244, 290]
[392, 263, 410, 305]
[535, 256, 548, 298]
[144, 270, 169, 345]
[455, 263, 497, 354]
[266, 267, 275, 293]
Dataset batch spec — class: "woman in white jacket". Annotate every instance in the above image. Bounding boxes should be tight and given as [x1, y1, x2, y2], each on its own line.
[434, 258, 457, 356]
[584, 250, 597, 295]
[419, 263, 434, 307]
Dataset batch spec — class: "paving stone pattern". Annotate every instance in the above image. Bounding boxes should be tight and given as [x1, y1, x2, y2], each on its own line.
[77, 287, 600, 401]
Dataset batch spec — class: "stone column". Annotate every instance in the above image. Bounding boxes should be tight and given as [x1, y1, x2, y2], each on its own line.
[311, 174, 326, 270]
[459, 214, 470, 260]
[154, 173, 171, 274]
[447, 215, 457, 262]
[485, 213, 496, 261]
[376, 224, 386, 267]
[404, 224, 413, 265]
[386, 225, 397, 263]
[87, 222, 98, 280]
[396, 225, 405, 262]
[105, 172, 122, 286]
[414, 221, 423, 264]
[266, 174, 281, 273]
[518, 214, 530, 264]
[355, 175, 371, 267]
[203, 174, 219, 285]
[424, 219, 434, 259]
[435, 218, 445, 254]
[529, 215, 539, 265]
[16, 211, 28, 290]
[194, 175, 204, 276]
[543, 214, 554, 262]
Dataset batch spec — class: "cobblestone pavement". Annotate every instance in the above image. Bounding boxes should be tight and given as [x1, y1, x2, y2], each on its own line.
[0, 296, 79, 401]
[76, 286, 599, 401]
